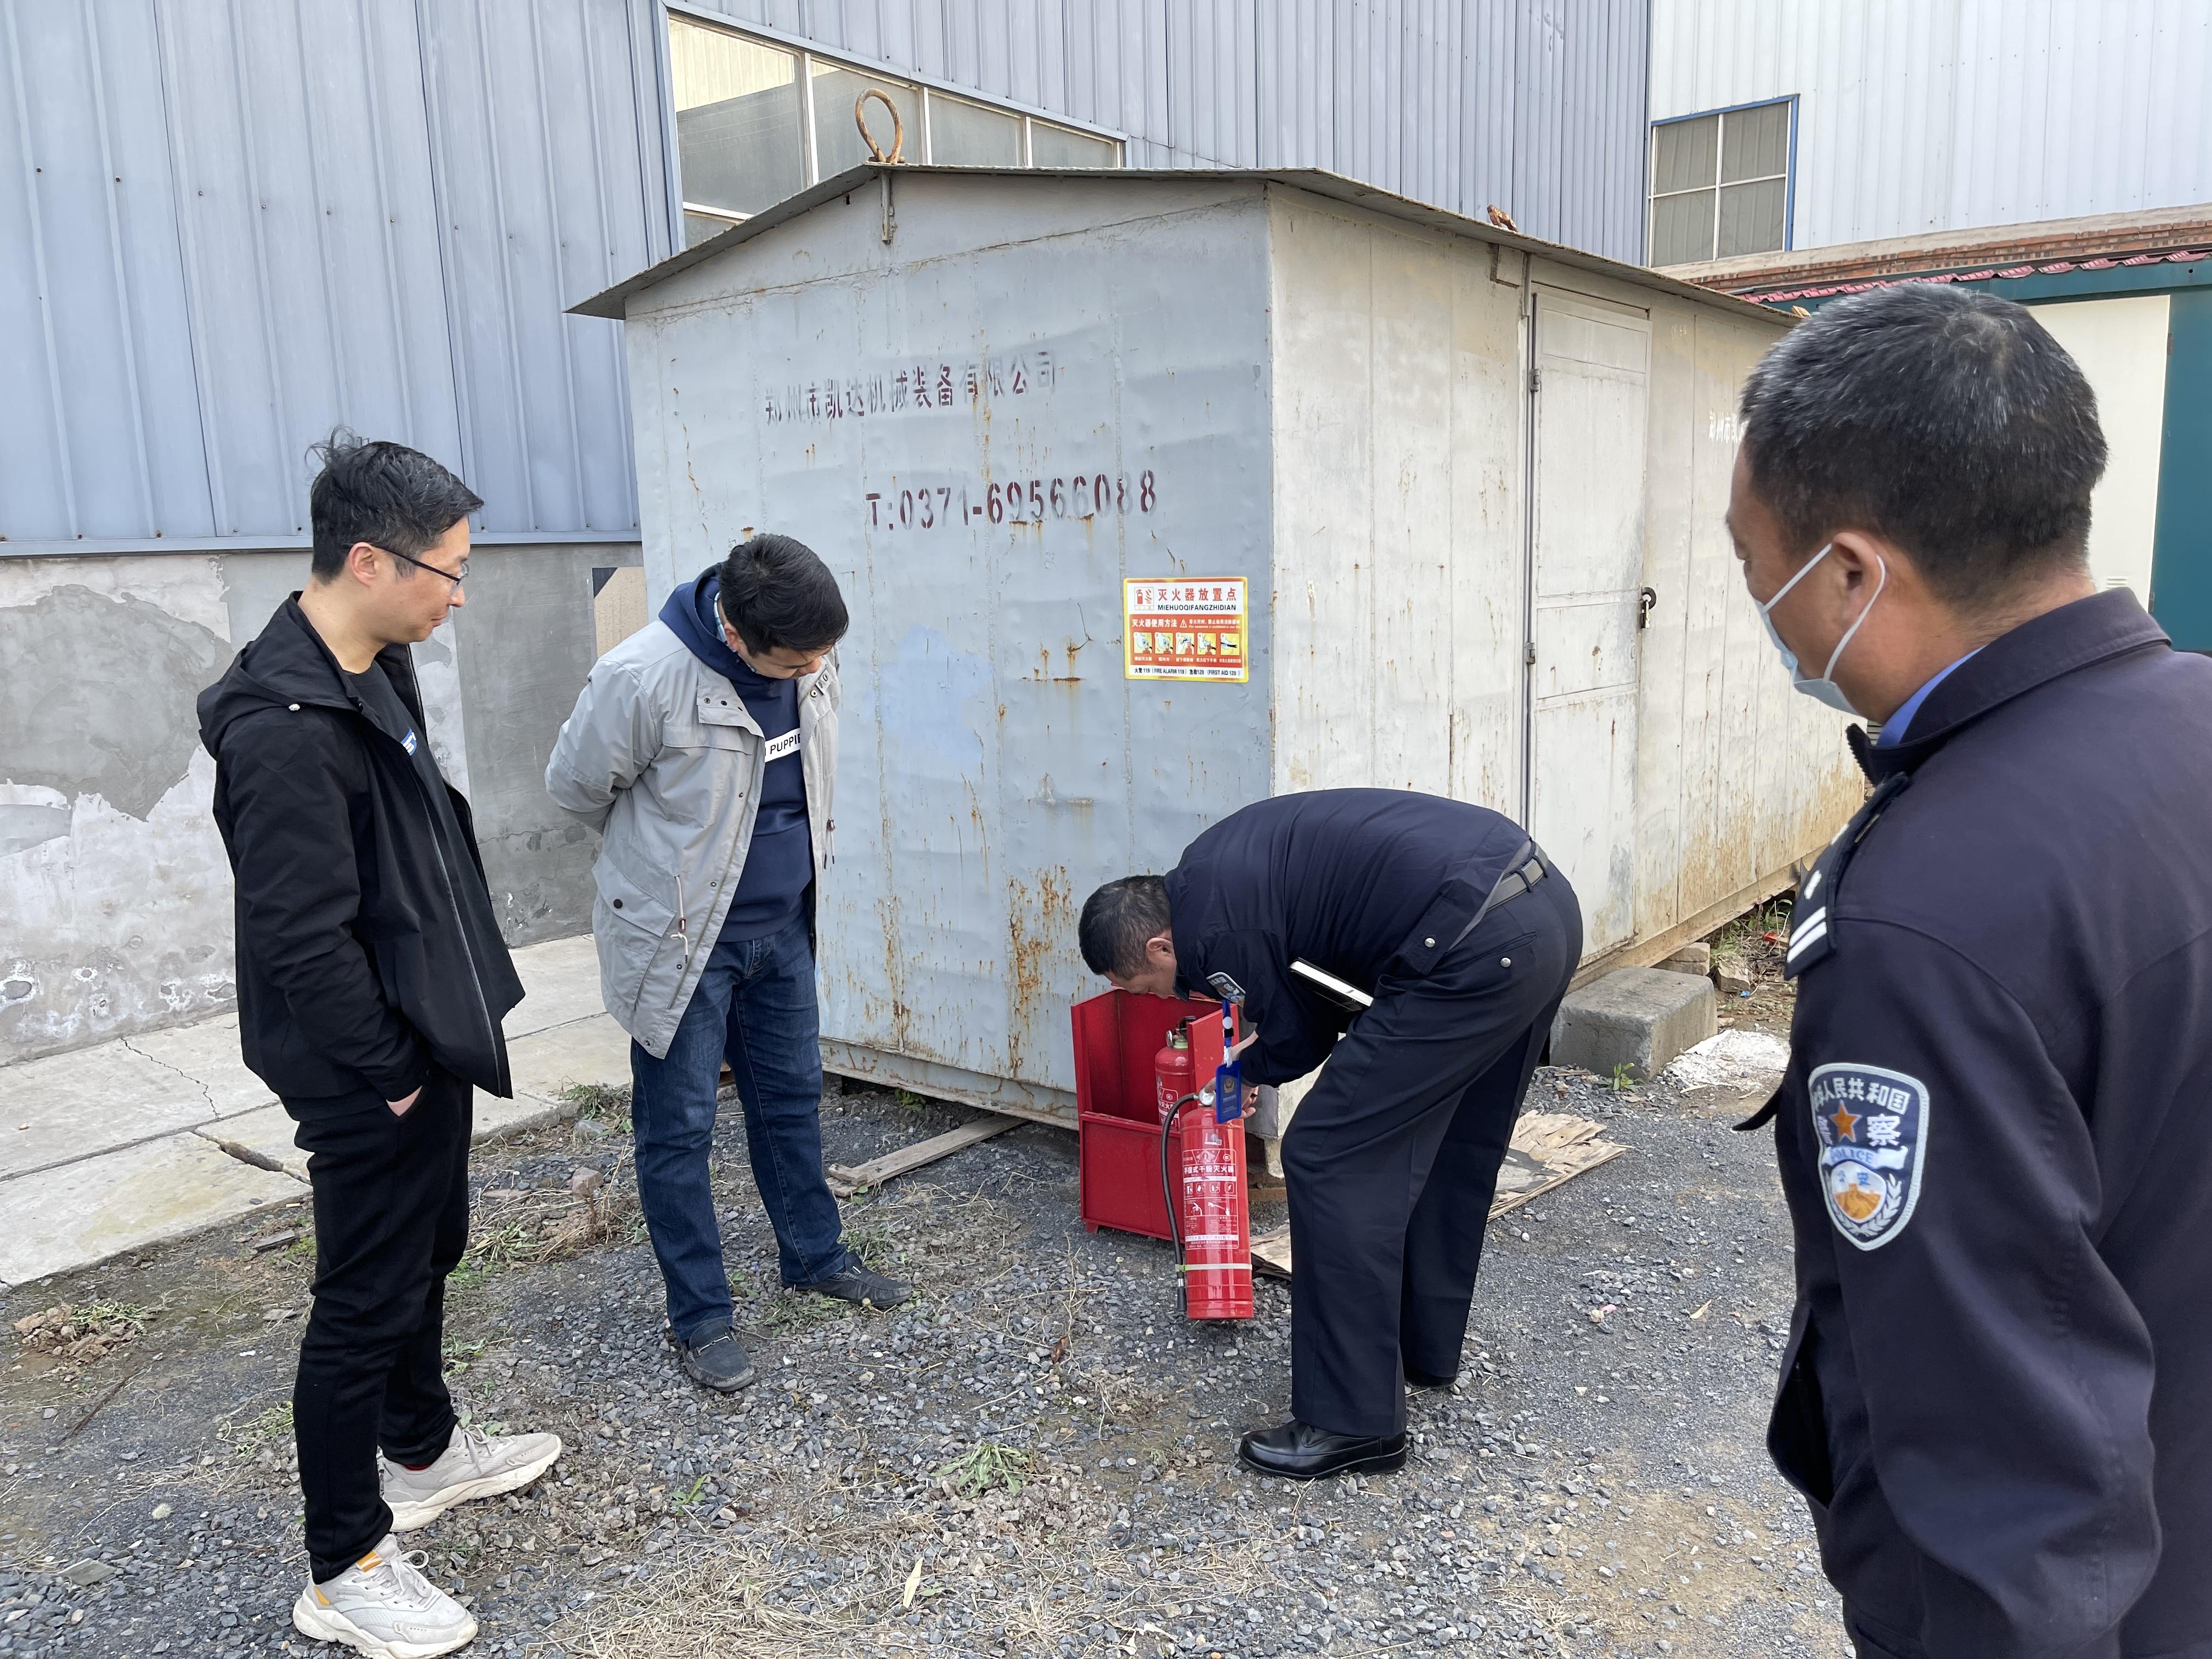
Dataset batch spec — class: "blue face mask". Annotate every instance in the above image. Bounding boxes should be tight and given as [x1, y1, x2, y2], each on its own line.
[1758, 542, 1886, 716]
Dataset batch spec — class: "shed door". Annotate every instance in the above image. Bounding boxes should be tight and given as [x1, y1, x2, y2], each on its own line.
[1526, 290, 1650, 956]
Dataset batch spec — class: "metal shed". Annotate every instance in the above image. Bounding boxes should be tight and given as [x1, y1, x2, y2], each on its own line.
[575, 164, 1860, 1126]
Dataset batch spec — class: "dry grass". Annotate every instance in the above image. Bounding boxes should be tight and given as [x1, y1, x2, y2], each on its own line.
[557, 1460, 1200, 1659]
[456, 1158, 647, 1286]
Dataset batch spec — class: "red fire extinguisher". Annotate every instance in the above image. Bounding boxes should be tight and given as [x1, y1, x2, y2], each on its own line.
[1154, 1020, 1195, 1122]
[1157, 1008, 1254, 1322]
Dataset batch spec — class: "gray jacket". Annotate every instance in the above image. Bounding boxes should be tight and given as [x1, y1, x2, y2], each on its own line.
[544, 619, 838, 1057]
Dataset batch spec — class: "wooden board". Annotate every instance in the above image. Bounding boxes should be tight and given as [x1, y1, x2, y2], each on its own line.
[825, 1115, 1023, 1198]
[1247, 1112, 1627, 1279]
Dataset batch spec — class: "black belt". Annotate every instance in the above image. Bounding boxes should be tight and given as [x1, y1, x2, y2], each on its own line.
[1447, 841, 1550, 953]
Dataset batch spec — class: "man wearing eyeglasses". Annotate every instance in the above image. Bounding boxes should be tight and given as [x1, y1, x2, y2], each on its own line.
[199, 433, 560, 1658]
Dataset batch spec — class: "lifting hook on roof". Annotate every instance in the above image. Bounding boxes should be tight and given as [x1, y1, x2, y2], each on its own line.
[857, 90, 906, 165]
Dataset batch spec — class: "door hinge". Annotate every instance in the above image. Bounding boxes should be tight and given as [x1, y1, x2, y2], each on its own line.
[1528, 366, 1541, 394]
[1524, 640, 1537, 666]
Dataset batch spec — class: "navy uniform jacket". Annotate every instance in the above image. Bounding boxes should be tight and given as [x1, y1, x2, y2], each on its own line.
[1758, 591, 2212, 1659]
[1164, 788, 1532, 1087]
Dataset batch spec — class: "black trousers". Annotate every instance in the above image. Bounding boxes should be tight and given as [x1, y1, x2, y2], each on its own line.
[286, 1067, 471, 1580]
[1280, 870, 1582, 1437]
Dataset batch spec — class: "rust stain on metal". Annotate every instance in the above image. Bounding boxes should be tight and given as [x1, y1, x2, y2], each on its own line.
[1003, 866, 1075, 1079]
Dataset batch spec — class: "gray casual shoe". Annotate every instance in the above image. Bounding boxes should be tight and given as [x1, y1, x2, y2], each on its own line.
[381, 1424, 563, 1531]
[797, 1263, 912, 1308]
[291, 1534, 476, 1657]
[675, 1323, 758, 1393]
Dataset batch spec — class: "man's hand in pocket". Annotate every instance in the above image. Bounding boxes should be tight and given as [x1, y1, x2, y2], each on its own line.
[388, 1087, 422, 1116]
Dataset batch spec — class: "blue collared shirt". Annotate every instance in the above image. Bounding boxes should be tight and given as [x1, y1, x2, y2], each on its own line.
[1878, 651, 1980, 747]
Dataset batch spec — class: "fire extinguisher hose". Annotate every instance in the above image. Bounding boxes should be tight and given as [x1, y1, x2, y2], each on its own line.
[1158, 1093, 1206, 1312]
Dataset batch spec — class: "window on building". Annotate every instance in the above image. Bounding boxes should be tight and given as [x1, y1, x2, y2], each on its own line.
[669, 22, 804, 233]
[669, 13, 1126, 247]
[1649, 99, 1792, 266]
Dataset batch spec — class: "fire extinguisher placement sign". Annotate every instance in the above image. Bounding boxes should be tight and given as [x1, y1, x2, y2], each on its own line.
[1123, 578, 1248, 682]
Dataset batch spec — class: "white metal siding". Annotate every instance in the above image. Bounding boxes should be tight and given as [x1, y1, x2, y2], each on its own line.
[0, 0, 664, 549]
[676, 0, 1651, 256]
[3, 0, 1645, 550]
[623, 176, 1279, 1105]
[1650, 0, 2212, 251]
[1263, 191, 1858, 979]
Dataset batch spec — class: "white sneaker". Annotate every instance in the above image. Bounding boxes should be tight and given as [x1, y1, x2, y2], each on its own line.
[381, 1424, 564, 1531]
[292, 1536, 477, 1658]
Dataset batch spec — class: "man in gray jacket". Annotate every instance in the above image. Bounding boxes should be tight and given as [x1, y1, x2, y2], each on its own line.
[547, 534, 907, 1392]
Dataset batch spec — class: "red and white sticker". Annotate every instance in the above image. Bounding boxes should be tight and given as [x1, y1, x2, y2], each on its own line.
[1124, 578, 1248, 683]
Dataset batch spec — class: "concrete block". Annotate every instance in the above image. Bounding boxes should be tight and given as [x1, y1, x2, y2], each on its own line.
[1550, 967, 1717, 1083]
[1657, 941, 1711, 976]
[0, 1133, 303, 1288]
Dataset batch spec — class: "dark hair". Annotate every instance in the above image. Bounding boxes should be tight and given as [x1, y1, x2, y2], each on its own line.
[715, 534, 848, 656]
[1078, 876, 1172, 977]
[307, 431, 482, 582]
[1737, 285, 2107, 606]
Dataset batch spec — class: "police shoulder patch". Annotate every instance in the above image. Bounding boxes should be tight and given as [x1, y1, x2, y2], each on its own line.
[1808, 1062, 1929, 1251]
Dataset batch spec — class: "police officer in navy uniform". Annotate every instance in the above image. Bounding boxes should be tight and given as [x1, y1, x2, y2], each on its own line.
[1729, 284, 2212, 1658]
[1077, 789, 1582, 1480]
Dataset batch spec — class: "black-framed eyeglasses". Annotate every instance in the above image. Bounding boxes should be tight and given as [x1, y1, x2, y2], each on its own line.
[384, 546, 469, 594]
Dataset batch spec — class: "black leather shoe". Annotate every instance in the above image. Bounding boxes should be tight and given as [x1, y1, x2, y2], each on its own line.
[1237, 1419, 1409, 1481]
[1404, 1364, 1457, 1390]
[796, 1264, 913, 1309]
[674, 1324, 758, 1393]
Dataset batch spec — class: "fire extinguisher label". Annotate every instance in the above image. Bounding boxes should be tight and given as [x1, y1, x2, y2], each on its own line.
[1124, 578, 1248, 682]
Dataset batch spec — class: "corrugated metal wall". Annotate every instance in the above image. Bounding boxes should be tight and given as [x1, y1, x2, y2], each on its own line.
[3, 0, 1647, 550]
[0, 0, 665, 550]
[1650, 0, 2212, 251]
[669, 0, 1649, 256]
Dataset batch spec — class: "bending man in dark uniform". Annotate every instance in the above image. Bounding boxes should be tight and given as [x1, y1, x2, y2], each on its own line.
[1731, 285, 2212, 1657]
[1079, 788, 1581, 1481]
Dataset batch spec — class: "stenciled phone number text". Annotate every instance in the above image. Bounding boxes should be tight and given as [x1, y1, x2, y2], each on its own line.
[865, 471, 1156, 532]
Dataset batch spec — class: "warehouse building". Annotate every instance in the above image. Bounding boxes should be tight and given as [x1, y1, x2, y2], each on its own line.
[1644, 0, 2212, 648]
[0, 1, 1649, 1066]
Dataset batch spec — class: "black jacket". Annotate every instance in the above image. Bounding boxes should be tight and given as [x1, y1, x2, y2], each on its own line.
[197, 597, 522, 1103]
[1757, 590, 2212, 1659]
[1164, 788, 1534, 1086]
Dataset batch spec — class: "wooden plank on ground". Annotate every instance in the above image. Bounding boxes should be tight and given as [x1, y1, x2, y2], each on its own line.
[1247, 1112, 1627, 1279]
[825, 1115, 1024, 1198]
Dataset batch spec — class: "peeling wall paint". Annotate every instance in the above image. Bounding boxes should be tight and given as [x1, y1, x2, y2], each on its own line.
[0, 557, 240, 1060]
[0, 542, 636, 1065]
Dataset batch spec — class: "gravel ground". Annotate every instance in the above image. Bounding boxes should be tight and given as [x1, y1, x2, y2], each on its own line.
[1, 964, 1842, 1659]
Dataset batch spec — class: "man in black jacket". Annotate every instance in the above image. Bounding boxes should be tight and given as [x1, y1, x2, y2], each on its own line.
[200, 436, 558, 1657]
[1731, 285, 2212, 1658]
[1079, 789, 1581, 1480]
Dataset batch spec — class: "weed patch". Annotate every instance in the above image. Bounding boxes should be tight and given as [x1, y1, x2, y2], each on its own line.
[935, 1442, 1030, 1499]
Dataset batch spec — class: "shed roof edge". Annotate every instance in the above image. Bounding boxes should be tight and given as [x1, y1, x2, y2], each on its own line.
[569, 165, 1785, 325]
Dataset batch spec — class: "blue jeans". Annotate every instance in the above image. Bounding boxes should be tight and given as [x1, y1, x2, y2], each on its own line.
[629, 915, 849, 1342]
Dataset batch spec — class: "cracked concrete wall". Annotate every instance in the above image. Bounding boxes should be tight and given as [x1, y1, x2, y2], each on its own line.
[448, 542, 642, 944]
[1, 543, 630, 1065]
[0, 557, 241, 1060]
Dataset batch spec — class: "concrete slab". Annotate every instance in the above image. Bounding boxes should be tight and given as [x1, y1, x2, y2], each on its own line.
[1657, 941, 1712, 976]
[504, 934, 606, 1040]
[506, 1012, 633, 1105]
[126, 1013, 276, 1119]
[1550, 967, 1717, 1083]
[0, 1040, 218, 1179]
[196, 1068, 606, 1182]
[0, 1132, 304, 1288]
